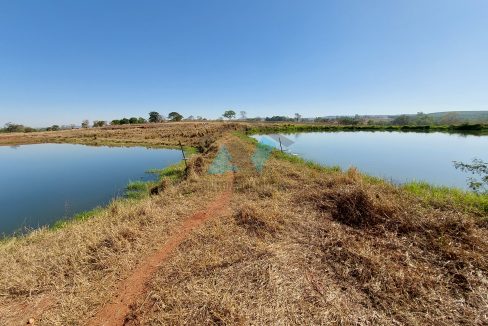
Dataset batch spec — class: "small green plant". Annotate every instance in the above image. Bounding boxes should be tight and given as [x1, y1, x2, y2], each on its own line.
[125, 180, 152, 199]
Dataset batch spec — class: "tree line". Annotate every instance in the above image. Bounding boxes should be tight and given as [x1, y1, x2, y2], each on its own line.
[3, 110, 486, 133]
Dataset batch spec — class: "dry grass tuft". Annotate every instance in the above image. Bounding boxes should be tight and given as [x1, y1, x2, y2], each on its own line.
[234, 204, 277, 237]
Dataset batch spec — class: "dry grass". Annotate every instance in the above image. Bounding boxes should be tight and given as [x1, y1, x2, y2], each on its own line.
[0, 121, 246, 148]
[0, 133, 487, 325]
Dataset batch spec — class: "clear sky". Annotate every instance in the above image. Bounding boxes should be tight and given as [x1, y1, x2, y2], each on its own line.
[1, 0, 487, 127]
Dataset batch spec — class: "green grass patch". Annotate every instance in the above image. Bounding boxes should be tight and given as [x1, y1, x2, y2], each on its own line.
[232, 131, 258, 144]
[51, 207, 105, 230]
[272, 148, 341, 173]
[403, 181, 488, 214]
[125, 180, 154, 199]
[146, 160, 187, 181]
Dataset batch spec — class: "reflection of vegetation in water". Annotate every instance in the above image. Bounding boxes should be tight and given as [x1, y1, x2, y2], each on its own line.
[454, 159, 488, 194]
[246, 123, 488, 136]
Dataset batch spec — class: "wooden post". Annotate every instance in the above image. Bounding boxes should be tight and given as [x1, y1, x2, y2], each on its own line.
[278, 137, 283, 153]
[179, 141, 188, 168]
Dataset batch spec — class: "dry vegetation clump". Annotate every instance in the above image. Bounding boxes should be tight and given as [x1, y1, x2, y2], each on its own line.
[234, 203, 280, 237]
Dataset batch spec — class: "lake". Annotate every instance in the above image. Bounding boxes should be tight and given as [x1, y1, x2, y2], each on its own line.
[0, 144, 181, 235]
[252, 131, 488, 190]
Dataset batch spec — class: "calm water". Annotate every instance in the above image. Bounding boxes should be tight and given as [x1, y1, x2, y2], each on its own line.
[252, 132, 488, 189]
[0, 144, 181, 235]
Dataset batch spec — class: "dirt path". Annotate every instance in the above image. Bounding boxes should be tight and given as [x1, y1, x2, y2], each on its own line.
[87, 175, 234, 326]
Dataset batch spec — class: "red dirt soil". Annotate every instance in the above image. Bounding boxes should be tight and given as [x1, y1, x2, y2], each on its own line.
[87, 181, 233, 326]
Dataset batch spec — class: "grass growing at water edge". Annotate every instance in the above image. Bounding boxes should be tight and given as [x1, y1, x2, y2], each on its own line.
[404, 181, 488, 214]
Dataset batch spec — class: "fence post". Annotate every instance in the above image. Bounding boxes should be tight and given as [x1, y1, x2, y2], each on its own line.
[179, 141, 188, 168]
[278, 137, 283, 153]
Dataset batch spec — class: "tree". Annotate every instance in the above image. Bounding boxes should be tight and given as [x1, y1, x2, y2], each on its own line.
[186, 115, 195, 121]
[454, 159, 488, 193]
[149, 111, 163, 123]
[239, 111, 247, 120]
[93, 120, 107, 127]
[223, 110, 236, 120]
[137, 117, 147, 124]
[3, 123, 25, 133]
[120, 118, 130, 125]
[294, 113, 302, 122]
[337, 116, 360, 125]
[440, 112, 461, 125]
[391, 115, 411, 125]
[168, 112, 183, 121]
[413, 112, 433, 125]
[265, 116, 293, 122]
[129, 117, 138, 124]
[81, 120, 89, 128]
[111, 120, 121, 125]
[46, 125, 60, 131]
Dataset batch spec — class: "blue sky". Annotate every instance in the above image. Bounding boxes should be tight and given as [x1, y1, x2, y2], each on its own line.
[1, 0, 487, 127]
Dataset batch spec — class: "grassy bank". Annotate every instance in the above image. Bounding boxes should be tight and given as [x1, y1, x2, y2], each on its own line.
[245, 122, 488, 135]
[238, 131, 488, 215]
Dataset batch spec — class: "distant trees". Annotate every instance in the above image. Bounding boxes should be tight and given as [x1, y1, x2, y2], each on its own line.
[81, 120, 90, 128]
[239, 111, 247, 120]
[45, 125, 60, 131]
[149, 111, 163, 123]
[439, 112, 462, 125]
[294, 113, 302, 122]
[414, 112, 433, 125]
[391, 115, 411, 125]
[337, 115, 361, 125]
[265, 116, 293, 122]
[1, 123, 37, 133]
[223, 110, 236, 120]
[3, 122, 25, 132]
[168, 112, 183, 121]
[110, 117, 146, 125]
[391, 112, 433, 126]
[93, 120, 107, 128]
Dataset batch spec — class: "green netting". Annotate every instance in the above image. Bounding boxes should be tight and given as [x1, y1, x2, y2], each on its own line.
[208, 145, 237, 174]
[251, 143, 273, 173]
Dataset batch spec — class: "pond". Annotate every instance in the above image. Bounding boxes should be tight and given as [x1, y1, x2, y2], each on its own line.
[0, 144, 182, 235]
[252, 131, 488, 190]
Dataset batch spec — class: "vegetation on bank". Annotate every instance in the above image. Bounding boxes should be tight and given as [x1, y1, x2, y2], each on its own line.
[245, 122, 488, 135]
[236, 131, 488, 216]
[404, 182, 488, 215]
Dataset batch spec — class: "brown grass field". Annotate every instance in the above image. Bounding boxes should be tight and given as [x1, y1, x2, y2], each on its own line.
[0, 123, 487, 325]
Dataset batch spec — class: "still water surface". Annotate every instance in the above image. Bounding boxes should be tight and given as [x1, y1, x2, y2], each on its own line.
[252, 131, 488, 190]
[0, 144, 181, 235]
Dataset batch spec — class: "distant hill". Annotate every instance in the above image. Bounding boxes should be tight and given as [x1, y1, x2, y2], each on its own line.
[427, 111, 488, 123]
